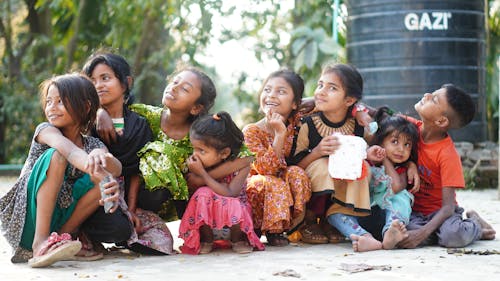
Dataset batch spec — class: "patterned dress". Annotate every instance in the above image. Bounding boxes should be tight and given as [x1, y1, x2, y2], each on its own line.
[130, 104, 254, 221]
[293, 112, 371, 217]
[178, 173, 265, 254]
[92, 108, 174, 254]
[369, 165, 413, 228]
[0, 123, 104, 262]
[243, 114, 311, 234]
[130, 104, 193, 221]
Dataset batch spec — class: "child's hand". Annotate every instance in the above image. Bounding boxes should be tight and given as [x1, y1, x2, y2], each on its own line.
[266, 109, 286, 136]
[187, 154, 206, 176]
[186, 172, 204, 189]
[366, 145, 385, 162]
[98, 172, 120, 213]
[130, 210, 144, 234]
[86, 149, 115, 175]
[406, 162, 420, 193]
[315, 135, 341, 156]
[355, 110, 372, 127]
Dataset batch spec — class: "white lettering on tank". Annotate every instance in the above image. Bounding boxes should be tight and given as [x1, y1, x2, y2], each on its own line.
[404, 12, 452, 31]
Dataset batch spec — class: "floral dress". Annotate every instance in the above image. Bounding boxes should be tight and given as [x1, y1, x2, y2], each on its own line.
[243, 114, 311, 234]
[131, 104, 254, 221]
[0, 123, 103, 262]
[130, 104, 193, 220]
[92, 108, 174, 254]
[369, 165, 414, 229]
[178, 173, 265, 254]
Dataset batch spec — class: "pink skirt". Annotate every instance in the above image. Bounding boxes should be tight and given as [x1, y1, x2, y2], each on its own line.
[179, 187, 264, 254]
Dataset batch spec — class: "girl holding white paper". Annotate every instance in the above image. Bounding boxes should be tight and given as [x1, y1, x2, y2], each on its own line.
[292, 63, 381, 251]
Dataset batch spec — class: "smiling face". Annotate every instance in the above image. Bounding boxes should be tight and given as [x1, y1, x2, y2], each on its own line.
[89, 63, 126, 108]
[259, 77, 297, 117]
[162, 71, 203, 114]
[44, 85, 77, 129]
[314, 72, 355, 115]
[381, 131, 413, 164]
[190, 137, 229, 169]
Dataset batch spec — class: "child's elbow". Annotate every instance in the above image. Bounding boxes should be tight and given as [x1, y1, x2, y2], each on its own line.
[441, 204, 455, 217]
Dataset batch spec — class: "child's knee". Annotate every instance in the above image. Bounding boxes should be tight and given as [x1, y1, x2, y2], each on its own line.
[50, 150, 68, 168]
[438, 227, 476, 248]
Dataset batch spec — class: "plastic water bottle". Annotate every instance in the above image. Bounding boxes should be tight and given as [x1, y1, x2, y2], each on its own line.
[99, 174, 115, 213]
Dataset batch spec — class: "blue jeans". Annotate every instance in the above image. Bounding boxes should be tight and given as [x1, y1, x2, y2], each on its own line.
[327, 213, 368, 239]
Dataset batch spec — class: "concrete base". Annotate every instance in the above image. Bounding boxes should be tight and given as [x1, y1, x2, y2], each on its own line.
[1, 178, 499, 280]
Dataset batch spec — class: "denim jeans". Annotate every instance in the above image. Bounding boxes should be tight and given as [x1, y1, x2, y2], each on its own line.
[327, 213, 369, 239]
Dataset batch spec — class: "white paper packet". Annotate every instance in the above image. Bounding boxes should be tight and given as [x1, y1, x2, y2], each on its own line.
[328, 134, 367, 180]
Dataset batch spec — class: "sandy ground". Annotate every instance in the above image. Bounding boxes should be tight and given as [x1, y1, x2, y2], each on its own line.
[0, 177, 499, 281]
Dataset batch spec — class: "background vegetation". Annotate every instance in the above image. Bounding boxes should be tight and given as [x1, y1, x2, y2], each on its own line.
[1, 0, 499, 164]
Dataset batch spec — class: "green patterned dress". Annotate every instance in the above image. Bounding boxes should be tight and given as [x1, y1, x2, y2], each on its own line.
[130, 104, 253, 221]
[130, 104, 192, 220]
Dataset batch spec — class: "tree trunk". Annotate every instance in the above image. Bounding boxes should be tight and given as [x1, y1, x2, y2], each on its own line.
[66, 0, 87, 70]
[133, 3, 170, 104]
[25, 0, 53, 72]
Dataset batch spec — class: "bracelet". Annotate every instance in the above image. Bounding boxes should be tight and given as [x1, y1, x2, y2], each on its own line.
[355, 104, 368, 113]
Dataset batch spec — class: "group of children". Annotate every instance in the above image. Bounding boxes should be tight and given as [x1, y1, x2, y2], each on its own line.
[0, 50, 496, 268]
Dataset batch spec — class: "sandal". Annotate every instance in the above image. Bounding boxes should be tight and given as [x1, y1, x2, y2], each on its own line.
[320, 220, 346, 244]
[266, 233, 289, 247]
[28, 232, 82, 268]
[199, 242, 213, 254]
[231, 241, 253, 254]
[299, 223, 328, 244]
[66, 231, 104, 261]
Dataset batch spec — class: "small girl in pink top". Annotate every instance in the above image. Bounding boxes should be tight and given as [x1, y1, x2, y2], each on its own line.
[179, 112, 264, 254]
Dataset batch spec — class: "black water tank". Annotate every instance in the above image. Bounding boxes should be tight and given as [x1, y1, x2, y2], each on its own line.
[346, 0, 487, 142]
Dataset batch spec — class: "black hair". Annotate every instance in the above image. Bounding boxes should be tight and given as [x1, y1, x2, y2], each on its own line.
[441, 84, 475, 128]
[39, 73, 99, 134]
[82, 51, 134, 105]
[371, 112, 419, 164]
[189, 111, 243, 161]
[259, 69, 304, 117]
[170, 65, 217, 122]
[321, 63, 363, 101]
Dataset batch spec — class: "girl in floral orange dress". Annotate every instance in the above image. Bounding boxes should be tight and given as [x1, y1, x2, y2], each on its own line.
[243, 70, 312, 246]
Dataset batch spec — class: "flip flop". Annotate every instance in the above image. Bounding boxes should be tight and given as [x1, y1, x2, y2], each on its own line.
[65, 232, 105, 261]
[28, 232, 82, 268]
[68, 249, 104, 261]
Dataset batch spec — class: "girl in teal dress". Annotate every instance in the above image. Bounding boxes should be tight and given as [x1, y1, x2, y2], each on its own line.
[366, 109, 420, 250]
[0, 74, 122, 267]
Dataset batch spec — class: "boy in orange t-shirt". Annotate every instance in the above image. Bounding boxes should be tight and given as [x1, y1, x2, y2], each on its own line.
[398, 84, 496, 248]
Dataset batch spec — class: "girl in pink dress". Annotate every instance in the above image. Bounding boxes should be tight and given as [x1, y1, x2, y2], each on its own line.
[179, 112, 264, 254]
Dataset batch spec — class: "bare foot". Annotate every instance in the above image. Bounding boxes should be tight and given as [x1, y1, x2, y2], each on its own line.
[350, 234, 382, 252]
[466, 210, 496, 240]
[382, 220, 408, 250]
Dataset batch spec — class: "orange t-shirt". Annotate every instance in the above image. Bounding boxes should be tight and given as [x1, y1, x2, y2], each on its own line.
[409, 119, 464, 215]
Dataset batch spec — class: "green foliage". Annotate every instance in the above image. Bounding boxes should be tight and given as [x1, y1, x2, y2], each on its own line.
[0, 0, 228, 163]
[1, 0, 498, 164]
[486, 0, 500, 140]
[228, 0, 346, 124]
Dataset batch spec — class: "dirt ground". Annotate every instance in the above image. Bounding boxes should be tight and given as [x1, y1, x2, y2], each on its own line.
[1, 177, 499, 281]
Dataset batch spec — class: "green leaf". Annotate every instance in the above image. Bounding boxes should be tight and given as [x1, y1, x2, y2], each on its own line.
[291, 37, 307, 56]
[319, 38, 341, 54]
[304, 41, 318, 69]
[311, 28, 326, 42]
[294, 47, 305, 72]
[291, 26, 312, 38]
